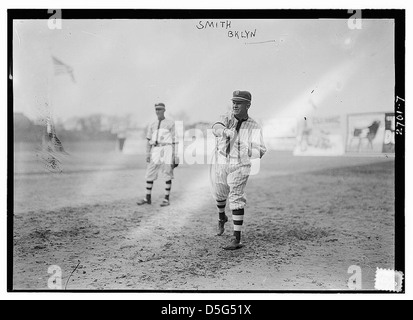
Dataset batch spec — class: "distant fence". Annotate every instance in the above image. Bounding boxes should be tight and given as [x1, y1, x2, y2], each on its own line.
[262, 113, 395, 156]
[33, 113, 392, 157]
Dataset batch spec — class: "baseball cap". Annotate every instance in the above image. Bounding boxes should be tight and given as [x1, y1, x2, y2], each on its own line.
[155, 103, 166, 110]
[232, 90, 252, 102]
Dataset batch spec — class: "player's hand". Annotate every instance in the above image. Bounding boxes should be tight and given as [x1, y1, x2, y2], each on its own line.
[223, 128, 236, 140]
[146, 155, 151, 163]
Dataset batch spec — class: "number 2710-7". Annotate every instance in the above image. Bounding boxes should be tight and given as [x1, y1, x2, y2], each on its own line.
[395, 97, 405, 135]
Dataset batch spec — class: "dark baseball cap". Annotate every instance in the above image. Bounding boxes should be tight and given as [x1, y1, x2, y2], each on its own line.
[155, 103, 165, 109]
[232, 90, 252, 102]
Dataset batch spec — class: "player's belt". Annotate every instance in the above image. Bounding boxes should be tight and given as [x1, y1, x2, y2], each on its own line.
[153, 142, 173, 147]
[218, 150, 250, 162]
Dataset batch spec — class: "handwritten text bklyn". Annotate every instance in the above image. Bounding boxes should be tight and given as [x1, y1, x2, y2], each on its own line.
[196, 20, 257, 39]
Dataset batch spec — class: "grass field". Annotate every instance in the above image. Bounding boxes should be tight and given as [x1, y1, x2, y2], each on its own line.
[12, 141, 395, 291]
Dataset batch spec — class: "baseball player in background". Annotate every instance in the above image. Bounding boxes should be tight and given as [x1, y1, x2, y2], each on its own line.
[137, 103, 179, 207]
[212, 91, 267, 250]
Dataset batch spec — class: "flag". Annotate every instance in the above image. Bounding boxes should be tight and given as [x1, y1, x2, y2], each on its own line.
[52, 56, 76, 83]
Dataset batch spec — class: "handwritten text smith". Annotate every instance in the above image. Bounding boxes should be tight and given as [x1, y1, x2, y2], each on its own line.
[196, 20, 257, 39]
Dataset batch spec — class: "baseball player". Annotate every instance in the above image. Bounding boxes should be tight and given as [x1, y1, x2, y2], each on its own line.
[137, 103, 179, 207]
[211, 90, 266, 250]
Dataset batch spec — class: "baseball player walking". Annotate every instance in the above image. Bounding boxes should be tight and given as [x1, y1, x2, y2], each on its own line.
[137, 103, 179, 207]
[212, 91, 266, 250]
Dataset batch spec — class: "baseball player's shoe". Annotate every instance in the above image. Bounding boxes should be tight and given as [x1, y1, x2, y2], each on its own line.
[223, 238, 243, 250]
[160, 199, 170, 207]
[216, 215, 228, 236]
[137, 198, 151, 205]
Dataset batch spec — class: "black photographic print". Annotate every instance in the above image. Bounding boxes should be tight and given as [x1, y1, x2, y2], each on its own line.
[8, 9, 405, 297]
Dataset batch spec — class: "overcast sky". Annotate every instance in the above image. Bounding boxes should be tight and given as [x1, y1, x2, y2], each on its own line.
[13, 18, 395, 125]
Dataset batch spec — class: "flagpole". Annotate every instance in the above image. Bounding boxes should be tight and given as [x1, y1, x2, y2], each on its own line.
[44, 48, 54, 151]
[48, 46, 55, 129]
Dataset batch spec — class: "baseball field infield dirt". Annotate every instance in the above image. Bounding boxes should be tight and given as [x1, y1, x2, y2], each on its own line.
[12, 143, 395, 291]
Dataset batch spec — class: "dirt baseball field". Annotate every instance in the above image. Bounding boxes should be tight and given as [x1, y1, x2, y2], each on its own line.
[12, 141, 395, 291]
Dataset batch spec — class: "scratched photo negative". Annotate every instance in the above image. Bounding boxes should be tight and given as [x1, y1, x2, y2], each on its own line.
[9, 9, 405, 292]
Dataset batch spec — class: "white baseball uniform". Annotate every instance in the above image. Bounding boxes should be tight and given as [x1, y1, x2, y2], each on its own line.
[212, 112, 267, 210]
[145, 118, 176, 181]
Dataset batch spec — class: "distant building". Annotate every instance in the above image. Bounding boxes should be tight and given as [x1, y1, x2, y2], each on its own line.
[121, 128, 147, 154]
[14, 112, 42, 143]
[14, 112, 33, 130]
[62, 117, 83, 131]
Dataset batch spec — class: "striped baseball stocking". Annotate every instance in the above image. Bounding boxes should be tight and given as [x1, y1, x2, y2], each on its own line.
[145, 181, 153, 202]
[232, 209, 244, 242]
[165, 180, 172, 201]
[216, 199, 227, 220]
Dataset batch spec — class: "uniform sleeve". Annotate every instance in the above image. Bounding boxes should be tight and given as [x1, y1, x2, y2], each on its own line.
[146, 123, 152, 141]
[170, 121, 177, 144]
[258, 128, 267, 158]
[250, 126, 267, 159]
